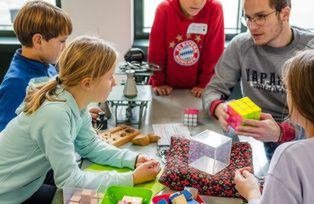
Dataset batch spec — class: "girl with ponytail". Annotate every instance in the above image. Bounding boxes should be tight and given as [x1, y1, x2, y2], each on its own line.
[0, 36, 160, 203]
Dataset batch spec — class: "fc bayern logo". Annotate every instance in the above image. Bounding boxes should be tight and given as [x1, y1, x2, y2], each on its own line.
[173, 40, 199, 66]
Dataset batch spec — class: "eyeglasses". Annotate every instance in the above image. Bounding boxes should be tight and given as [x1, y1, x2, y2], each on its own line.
[241, 10, 277, 27]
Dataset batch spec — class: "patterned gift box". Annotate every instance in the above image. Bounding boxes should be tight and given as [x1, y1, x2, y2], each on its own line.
[159, 137, 254, 198]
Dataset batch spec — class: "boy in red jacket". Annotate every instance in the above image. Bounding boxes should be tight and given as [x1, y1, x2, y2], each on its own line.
[148, 0, 225, 98]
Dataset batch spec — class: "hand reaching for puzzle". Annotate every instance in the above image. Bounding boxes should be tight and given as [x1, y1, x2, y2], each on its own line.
[88, 107, 102, 122]
[133, 160, 161, 184]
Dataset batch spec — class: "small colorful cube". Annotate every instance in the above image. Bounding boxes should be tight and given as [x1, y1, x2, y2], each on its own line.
[170, 194, 187, 204]
[183, 108, 199, 127]
[226, 97, 261, 129]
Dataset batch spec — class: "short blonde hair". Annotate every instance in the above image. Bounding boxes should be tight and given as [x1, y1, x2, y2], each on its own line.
[283, 49, 314, 124]
[14, 0, 72, 47]
[23, 36, 118, 114]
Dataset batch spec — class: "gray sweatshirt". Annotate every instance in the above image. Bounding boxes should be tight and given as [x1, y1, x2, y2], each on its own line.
[249, 137, 314, 204]
[202, 27, 314, 122]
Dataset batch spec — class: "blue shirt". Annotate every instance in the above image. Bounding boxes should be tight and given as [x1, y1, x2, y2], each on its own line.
[0, 88, 138, 203]
[0, 49, 57, 131]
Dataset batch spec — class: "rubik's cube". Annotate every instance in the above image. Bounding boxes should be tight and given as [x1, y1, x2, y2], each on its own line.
[226, 97, 261, 129]
[183, 108, 199, 127]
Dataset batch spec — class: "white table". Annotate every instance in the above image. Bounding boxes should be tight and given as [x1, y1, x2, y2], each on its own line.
[53, 89, 268, 204]
[119, 89, 268, 203]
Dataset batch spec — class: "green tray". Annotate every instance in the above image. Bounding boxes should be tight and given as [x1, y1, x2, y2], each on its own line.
[102, 186, 152, 204]
[85, 163, 165, 195]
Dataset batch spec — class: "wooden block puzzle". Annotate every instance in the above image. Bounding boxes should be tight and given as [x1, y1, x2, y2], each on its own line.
[68, 190, 103, 204]
[226, 97, 261, 129]
[99, 125, 140, 147]
[171, 194, 188, 204]
[121, 195, 143, 204]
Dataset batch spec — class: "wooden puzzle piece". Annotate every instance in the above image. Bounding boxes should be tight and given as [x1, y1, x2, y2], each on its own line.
[68, 189, 103, 204]
[131, 133, 160, 146]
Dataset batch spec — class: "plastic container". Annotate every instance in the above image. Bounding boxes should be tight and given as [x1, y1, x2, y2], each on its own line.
[63, 187, 103, 204]
[189, 129, 232, 175]
[152, 193, 205, 204]
[102, 186, 153, 204]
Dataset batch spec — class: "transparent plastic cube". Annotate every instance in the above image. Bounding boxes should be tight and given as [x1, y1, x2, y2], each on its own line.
[189, 130, 232, 175]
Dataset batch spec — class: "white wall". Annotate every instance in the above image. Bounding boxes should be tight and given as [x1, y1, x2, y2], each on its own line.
[61, 0, 133, 59]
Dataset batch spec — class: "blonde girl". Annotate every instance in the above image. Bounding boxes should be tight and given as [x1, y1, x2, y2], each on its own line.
[0, 36, 160, 204]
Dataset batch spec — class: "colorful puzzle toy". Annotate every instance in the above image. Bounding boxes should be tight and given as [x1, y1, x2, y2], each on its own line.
[183, 108, 199, 127]
[226, 97, 261, 129]
[154, 187, 203, 204]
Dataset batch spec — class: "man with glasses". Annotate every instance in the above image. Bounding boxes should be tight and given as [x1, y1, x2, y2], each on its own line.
[202, 0, 314, 160]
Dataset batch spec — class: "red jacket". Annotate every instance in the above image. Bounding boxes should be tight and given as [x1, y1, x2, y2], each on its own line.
[148, 0, 225, 89]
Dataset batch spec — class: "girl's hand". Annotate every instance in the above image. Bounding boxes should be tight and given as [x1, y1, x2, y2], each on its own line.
[133, 161, 161, 184]
[135, 154, 153, 168]
[234, 169, 261, 200]
[88, 107, 102, 122]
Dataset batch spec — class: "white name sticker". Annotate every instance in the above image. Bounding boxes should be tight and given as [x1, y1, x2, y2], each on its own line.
[187, 23, 208, 35]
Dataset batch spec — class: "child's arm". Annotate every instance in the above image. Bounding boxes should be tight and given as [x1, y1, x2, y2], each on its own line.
[75, 112, 161, 185]
[33, 105, 136, 189]
[74, 112, 138, 169]
[197, 2, 225, 88]
[148, 4, 167, 87]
